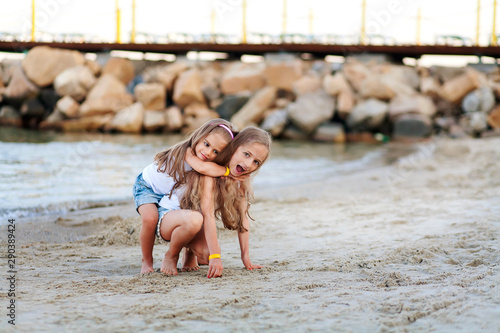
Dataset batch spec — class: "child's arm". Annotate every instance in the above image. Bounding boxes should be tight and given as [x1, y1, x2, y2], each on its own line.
[200, 176, 223, 278]
[185, 149, 250, 181]
[185, 148, 227, 177]
[237, 197, 263, 270]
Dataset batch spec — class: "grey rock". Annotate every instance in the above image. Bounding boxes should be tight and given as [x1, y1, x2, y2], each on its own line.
[461, 87, 495, 113]
[347, 98, 389, 131]
[215, 95, 251, 120]
[20, 98, 45, 118]
[260, 109, 288, 137]
[393, 113, 432, 139]
[287, 90, 335, 133]
[0, 106, 22, 127]
[312, 122, 345, 143]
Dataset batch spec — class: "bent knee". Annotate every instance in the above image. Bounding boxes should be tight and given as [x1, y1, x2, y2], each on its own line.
[186, 211, 203, 231]
[141, 214, 159, 229]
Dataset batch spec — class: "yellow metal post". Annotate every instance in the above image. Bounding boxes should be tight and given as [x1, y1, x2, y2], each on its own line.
[476, 0, 481, 45]
[416, 7, 421, 45]
[493, 0, 498, 46]
[282, 0, 287, 41]
[309, 7, 313, 35]
[211, 7, 216, 41]
[242, 0, 247, 43]
[31, 0, 35, 42]
[116, 0, 121, 44]
[131, 0, 136, 43]
[361, 0, 366, 45]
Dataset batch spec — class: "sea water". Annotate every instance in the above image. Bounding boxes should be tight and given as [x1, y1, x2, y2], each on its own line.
[0, 128, 393, 223]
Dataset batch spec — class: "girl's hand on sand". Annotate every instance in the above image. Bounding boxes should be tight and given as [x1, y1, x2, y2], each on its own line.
[207, 258, 223, 278]
[242, 258, 262, 270]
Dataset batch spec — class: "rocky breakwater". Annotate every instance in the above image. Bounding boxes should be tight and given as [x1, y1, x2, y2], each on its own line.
[1, 46, 500, 142]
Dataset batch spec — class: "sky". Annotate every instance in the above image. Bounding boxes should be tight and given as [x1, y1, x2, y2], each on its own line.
[0, 0, 498, 66]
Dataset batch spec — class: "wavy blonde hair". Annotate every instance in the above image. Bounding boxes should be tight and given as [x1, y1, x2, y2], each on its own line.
[180, 127, 272, 232]
[153, 118, 235, 196]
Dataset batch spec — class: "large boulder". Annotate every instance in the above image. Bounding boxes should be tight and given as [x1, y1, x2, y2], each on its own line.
[374, 64, 420, 89]
[1, 59, 21, 86]
[487, 105, 500, 129]
[312, 122, 346, 143]
[281, 124, 310, 140]
[39, 88, 60, 112]
[60, 115, 113, 132]
[134, 83, 166, 110]
[287, 90, 336, 133]
[430, 66, 466, 82]
[183, 113, 220, 134]
[342, 61, 371, 92]
[80, 74, 134, 117]
[323, 72, 355, 116]
[184, 102, 217, 119]
[20, 98, 45, 118]
[22, 46, 85, 87]
[359, 75, 396, 100]
[201, 67, 222, 102]
[165, 106, 183, 132]
[172, 68, 205, 108]
[53, 65, 96, 102]
[260, 108, 288, 137]
[461, 87, 495, 113]
[460, 112, 488, 135]
[85, 59, 101, 76]
[420, 76, 441, 98]
[389, 94, 437, 119]
[439, 69, 486, 103]
[143, 62, 189, 91]
[101, 57, 135, 85]
[143, 110, 167, 132]
[3, 65, 39, 100]
[0, 106, 22, 127]
[264, 60, 302, 91]
[379, 73, 416, 96]
[56, 95, 80, 118]
[292, 74, 322, 96]
[347, 98, 389, 131]
[220, 63, 266, 95]
[215, 94, 250, 120]
[337, 89, 356, 116]
[230, 86, 277, 130]
[323, 72, 351, 96]
[106, 102, 144, 133]
[392, 113, 432, 140]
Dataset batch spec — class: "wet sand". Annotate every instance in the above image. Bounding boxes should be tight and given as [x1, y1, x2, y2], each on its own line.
[1, 137, 499, 332]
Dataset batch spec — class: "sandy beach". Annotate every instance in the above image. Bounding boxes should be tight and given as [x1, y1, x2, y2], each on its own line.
[1, 136, 499, 332]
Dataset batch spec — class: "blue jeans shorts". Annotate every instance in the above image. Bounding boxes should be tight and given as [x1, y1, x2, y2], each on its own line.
[132, 173, 178, 243]
[156, 206, 174, 244]
[132, 173, 163, 212]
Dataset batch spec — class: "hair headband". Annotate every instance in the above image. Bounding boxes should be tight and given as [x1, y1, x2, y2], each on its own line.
[218, 124, 234, 139]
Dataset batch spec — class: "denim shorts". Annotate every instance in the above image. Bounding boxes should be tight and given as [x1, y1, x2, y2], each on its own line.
[132, 173, 163, 212]
[156, 206, 174, 243]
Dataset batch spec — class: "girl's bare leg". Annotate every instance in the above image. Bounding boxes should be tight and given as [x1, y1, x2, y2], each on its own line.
[186, 227, 210, 266]
[138, 203, 159, 274]
[180, 248, 199, 272]
[159, 209, 203, 275]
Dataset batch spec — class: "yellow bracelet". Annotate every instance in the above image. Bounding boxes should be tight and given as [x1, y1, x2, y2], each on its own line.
[209, 254, 221, 260]
[223, 167, 230, 177]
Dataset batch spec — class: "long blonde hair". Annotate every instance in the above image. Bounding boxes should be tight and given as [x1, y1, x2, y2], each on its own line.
[180, 127, 272, 232]
[154, 118, 235, 196]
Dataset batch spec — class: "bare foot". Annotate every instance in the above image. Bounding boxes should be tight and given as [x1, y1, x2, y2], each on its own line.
[141, 259, 154, 274]
[180, 248, 199, 272]
[161, 252, 179, 275]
